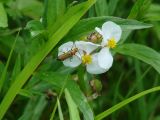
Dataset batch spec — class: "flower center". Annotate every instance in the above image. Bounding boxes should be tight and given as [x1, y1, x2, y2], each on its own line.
[107, 38, 117, 48]
[82, 54, 92, 64]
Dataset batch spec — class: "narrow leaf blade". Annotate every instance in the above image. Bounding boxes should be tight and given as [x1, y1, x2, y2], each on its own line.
[57, 98, 64, 120]
[0, 3, 8, 27]
[95, 86, 160, 120]
[114, 44, 160, 74]
[65, 89, 80, 120]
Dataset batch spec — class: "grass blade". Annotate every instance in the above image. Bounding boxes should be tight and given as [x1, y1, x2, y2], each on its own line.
[65, 89, 80, 120]
[49, 73, 69, 120]
[0, 31, 20, 92]
[43, 0, 66, 28]
[95, 86, 160, 120]
[128, 0, 151, 19]
[95, 0, 108, 16]
[0, 3, 8, 27]
[57, 98, 64, 120]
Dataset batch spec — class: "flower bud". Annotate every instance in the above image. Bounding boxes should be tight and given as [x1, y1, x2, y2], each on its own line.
[90, 79, 102, 93]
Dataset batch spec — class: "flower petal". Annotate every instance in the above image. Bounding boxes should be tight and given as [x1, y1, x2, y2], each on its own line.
[58, 41, 74, 55]
[63, 55, 81, 67]
[86, 54, 107, 74]
[75, 41, 100, 54]
[95, 27, 103, 35]
[101, 38, 107, 47]
[102, 21, 122, 43]
[98, 48, 113, 70]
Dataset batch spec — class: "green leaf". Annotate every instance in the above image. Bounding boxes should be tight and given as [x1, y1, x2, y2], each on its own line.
[114, 43, 160, 74]
[95, 0, 108, 16]
[154, 116, 160, 120]
[0, 3, 8, 27]
[26, 20, 44, 31]
[144, 4, 160, 21]
[49, 72, 69, 120]
[24, 34, 46, 64]
[10, 54, 21, 84]
[57, 98, 64, 120]
[67, 80, 94, 120]
[25, 20, 44, 37]
[16, 0, 43, 19]
[95, 86, 160, 120]
[108, 0, 119, 15]
[0, 1, 96, 119]
[128, 0, 151, 19]
[65, 16, 152, 41]
[37, 72, 94, 120]
[0, 0, 10, 3]
[0, 35, 25, 56]
[0, 61, 4, 78]
[65, 89, 80, 120]
[18, 96, 47, 120]
[43, 0, 66, 28]
[0, 32, 19, 92]
[48, 0, 96, 36]
[19, 89, 33, 98]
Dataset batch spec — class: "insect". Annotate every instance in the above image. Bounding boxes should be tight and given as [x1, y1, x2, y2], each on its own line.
[57, 47, 79, 61]
[87, 32, 102, 43]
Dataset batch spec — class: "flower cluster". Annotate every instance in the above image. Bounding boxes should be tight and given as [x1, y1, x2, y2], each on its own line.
[58, 21, 122, 74]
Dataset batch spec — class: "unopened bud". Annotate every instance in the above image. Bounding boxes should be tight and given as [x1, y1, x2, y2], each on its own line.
[90, 79, 102, 93]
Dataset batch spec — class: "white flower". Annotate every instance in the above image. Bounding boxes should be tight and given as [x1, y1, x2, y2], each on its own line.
[76, 41, 112, 74]
[75, 41, 108, 74]
[58, 41, 113, 74]
[95, 21, 122, 48]
[97, 47, 113, 70]
[58, 22, 122, 74]
[58, 41, 99, 68]
[95, 21, 122, 69]
[58, 41, 81, 67]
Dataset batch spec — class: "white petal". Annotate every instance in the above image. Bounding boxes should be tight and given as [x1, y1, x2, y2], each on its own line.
[63, 55, 81, 67]
[58, 41, 74, 55]
[95, 27, 103, 35]
[75, 41, 100, 54]
[98, 48, 113, 70]
[102, 21, 122, 43]
[86, 54, 107, 74]
[101, 38, 107, 47]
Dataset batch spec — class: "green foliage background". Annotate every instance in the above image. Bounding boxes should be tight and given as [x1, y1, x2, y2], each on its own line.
[0, 0, 160, 120]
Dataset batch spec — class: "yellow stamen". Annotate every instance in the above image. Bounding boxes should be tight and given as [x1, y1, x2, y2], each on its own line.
[107, 38, 117, 48]
[82, 54, 92, 64]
